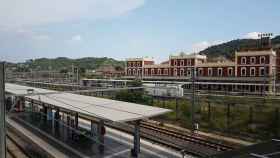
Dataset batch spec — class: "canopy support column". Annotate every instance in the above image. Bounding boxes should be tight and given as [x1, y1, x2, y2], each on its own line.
[132, 120, 140, 157]
[19, 96, 25, 111]
[74, 112, 78, 129]
[90, 120, 95, 137]
[54, 108, 60, 129]
[42, 104, 47, 122]
[98, 120, 105, 153]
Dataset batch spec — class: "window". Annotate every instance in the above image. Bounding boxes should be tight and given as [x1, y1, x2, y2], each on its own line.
[241, 67, 246, 76]
[198, 68, 203, 76]
[180, 60, 184, 66]
[174, 60, 177, 66]
[187, 69, 191, 76]
[158, 69, 161, 75]
[133, 69, 137, 75]
[145, 69, 148, 75]
[250, 67, 255, 76]
[228, 67, 233, 76]
[187, 60, 192, 66]
[218, 68, 223, 76]
[133, 62, 137, 67]
[151, 69, 155, 75]
[180, 68, 184, 76]
[137, 69, 141, 76]
[260, 56, 266, 64]
[174, 68, 177, 76]
[250, 57, 256, 64]
[208, 68, 213, 76]
[241, 57, 246, 64]
[137, 62, 141, 67]
[164, 69, 168, 75]
[128, 69, 131, 75]
[259, 67, 265, 76]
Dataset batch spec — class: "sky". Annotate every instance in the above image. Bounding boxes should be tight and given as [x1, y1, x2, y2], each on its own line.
[0, 0, 280, 63]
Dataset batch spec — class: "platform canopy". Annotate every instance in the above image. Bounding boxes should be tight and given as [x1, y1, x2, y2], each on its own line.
[5, 83, 171, 122]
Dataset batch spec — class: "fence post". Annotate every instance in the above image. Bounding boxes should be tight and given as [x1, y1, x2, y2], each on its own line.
[175, 98, 178, 120]
[275, 108, 279, 137]
[208, 101, 211, 122]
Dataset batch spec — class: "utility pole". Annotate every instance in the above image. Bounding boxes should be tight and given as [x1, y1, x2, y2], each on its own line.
[76, 67, 79, 85]
[0, 62, 6, 158]
[71, 64, 74, 85]
[191, 67, 196, 132]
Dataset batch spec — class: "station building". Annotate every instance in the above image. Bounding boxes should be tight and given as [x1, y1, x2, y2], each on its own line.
[125, 48, 280, 94]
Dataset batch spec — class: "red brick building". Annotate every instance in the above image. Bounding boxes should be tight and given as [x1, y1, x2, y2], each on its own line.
[125, 49, 279, 93]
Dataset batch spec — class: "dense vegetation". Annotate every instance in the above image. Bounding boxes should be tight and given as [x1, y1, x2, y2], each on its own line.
[199, 35, 280, 60]
[14, 57, 125, 72]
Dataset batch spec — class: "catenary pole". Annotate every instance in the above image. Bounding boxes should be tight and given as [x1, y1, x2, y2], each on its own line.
[0, 62, 6, 158]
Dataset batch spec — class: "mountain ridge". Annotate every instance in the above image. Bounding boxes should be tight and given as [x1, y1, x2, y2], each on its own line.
[199, 35, 280, 61]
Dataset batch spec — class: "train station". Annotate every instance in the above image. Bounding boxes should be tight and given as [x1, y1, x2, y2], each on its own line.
[4, 83, 183, 157]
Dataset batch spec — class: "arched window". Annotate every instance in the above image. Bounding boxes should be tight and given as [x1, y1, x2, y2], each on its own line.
[137, 69, 141, 76]
[187, 68, 191, 76]
[218, 68, 223, 76]
[250, 67, 255, 76]
[128, 69, 131, 75]
[180, 60, 184, 66]
[157, 69, 161, 75]
[198, 68, 203, 76]
[241, 67, 246, 76]
[259, 67, 265, 76]
[228, 67, 233, 76]
[260, 56, 266, 64]
[151, 69, 155, 75]
[174, 68, 177, 76]
[187, 60, 191, 66]
[145, 69, 148, 75]
[208, 68, 213, 76]
[180, 68, 184, 76]
[250, 57, 256, 64]
[241, 57, 246, 64]
[164, 69, 168, 75]
[133, 69, 136, 75]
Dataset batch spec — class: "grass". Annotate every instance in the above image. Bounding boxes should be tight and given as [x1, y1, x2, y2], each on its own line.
[146, 95, 280, 141]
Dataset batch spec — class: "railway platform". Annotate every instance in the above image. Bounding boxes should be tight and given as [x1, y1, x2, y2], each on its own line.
[10, 112, 188, 158]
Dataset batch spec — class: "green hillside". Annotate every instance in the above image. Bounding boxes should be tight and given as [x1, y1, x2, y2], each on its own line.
[199, 35, 280, 60]
[17, 57, 124, 72]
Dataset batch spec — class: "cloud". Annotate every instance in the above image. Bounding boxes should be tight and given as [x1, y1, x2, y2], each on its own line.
[70, 35, 82, 42]
[32, 35, 50, 40]
[0, 0, 145, 28]
[192, 40, 224, 52]
[243, 32, 261, 39]
[14, 28, 50, 40]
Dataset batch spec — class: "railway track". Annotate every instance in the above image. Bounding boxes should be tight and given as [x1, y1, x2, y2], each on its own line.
[6, 134, 29, 158]
[140, 121, 234, 151]
[106, 120, 234, 157]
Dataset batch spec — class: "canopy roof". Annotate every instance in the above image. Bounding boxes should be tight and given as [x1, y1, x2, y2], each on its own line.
[5, 83, 171, 122]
